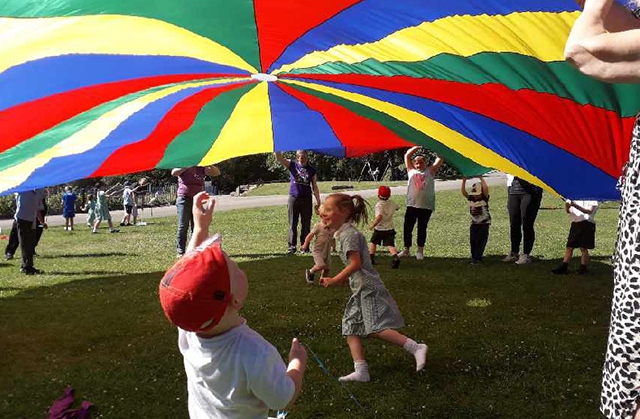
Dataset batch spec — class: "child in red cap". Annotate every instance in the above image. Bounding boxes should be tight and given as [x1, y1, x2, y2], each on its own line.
[368, 186, 401, 269]
[159, 192, 307, 419]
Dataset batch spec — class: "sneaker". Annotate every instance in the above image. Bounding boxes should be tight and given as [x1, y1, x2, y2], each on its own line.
[416, 250, 424, 261]
[469, 259, 481, 265]
[398, 249, 411, 258]
[286, 247, 296, 255]
[577, 265, 588, 275]
[502, 253, 518, 262]
[305, 269, 315, 284]
[515, 254, 532, 265]
[391, 257, 400, 269]
[109, 228, 120, 233]
[120, 222, 125, 227]
[21, 267, 43, 275]
[5, 253, 13, 260]
[299, 248, 310, 254]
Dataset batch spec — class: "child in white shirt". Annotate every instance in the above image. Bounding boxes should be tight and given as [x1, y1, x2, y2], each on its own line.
[159, 192, 307, 419]
[551, 199, 599, 275]
[368, 186, 401, 269]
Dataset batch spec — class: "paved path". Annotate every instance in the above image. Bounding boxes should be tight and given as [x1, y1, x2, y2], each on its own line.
[0, 172, 507, 231]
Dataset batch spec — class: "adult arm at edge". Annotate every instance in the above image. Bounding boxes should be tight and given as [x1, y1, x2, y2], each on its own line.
[311, 175, 321, 207]
[565, 0, 640, 82]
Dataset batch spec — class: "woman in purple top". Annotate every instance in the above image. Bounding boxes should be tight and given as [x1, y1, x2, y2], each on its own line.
[274, 151, 322, 254]
[171, 165, 220, 257]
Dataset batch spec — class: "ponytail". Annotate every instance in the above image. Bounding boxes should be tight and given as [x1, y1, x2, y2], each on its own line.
[328, 193, 369, 225]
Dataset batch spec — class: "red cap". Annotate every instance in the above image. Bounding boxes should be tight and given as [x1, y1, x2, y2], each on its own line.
[378, 186, 391, 199]
[159, 240, 231, 332]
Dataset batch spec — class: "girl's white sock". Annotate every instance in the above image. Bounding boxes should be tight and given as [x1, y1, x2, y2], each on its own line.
[403, 339, 428, 371]
[338, 360, 370, 382]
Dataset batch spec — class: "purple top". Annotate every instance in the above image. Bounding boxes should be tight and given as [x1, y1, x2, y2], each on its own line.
[288, 160, 316, 197]
[177, 167, 206, 198]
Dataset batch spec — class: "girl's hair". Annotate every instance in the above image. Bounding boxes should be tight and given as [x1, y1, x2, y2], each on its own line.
[329, 193, 369, 225]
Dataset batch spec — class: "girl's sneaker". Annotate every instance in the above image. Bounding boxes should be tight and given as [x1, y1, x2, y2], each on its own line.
[398, 249, 411, 258]
[515, 254, 532, 265]
[305, 269, 315, 284]
[502, 253, 518, 262]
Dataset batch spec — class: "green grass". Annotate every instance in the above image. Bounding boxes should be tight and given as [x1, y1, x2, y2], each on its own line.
[0, 188, 618, 419]
[244, 180, 408, 196]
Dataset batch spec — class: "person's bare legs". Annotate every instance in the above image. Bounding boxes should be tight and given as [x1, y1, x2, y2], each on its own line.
[580, 248, 590, 265]
[562, 247, 573, 263]
[373, 329, 428, 372]
[339, 336, 369, 382]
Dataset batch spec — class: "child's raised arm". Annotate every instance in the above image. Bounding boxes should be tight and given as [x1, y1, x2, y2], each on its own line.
[186, 192, 216, 252]
[479, 175, 489, 196]
[320, 250, 361, 287]
[460, 178, 468, 198]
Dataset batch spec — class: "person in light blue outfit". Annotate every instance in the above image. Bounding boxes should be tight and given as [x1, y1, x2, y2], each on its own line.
[319, 193, 428, 383]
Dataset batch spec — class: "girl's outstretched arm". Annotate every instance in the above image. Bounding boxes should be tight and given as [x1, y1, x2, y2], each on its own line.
[320, 251, 361, 287]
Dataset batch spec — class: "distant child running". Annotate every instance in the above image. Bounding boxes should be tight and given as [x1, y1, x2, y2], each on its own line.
[301, 205, 335, 284]
[368, 186, 400, 269]
[82, 194, 96, 228]
[319, 193, 428, 382]
[62, 186, 77, 231]
[551, 199, 599, 275]
[120, 182, 135, 227]
[460, 176, 491, 264]
[159, 191, 307, 418]
[93, 184, 120, 234]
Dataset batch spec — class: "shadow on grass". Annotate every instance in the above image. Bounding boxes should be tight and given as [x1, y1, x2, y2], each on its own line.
[38, 252, 134, 259]
[0, 255, 615, 419]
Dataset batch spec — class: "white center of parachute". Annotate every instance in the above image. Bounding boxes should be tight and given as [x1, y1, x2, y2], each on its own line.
[251, 73, 278, 82]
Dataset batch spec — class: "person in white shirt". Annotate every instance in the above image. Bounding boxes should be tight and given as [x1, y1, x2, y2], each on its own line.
[399, 146, 443, 261]
[551, 199, 599, 275]
[159, 192, 307, 419]
[368, 186, 401, 269]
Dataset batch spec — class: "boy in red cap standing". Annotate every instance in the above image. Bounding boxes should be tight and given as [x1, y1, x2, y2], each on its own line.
[159, 192, 307, 419]
[368, 186, 401, 269]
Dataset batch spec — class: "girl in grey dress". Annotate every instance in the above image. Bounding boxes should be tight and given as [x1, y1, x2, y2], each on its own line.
[319, 193, 428, 382]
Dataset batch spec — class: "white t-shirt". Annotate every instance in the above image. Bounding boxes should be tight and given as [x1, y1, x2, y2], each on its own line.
[178, 321, 295, 419]
[406, 169, 435, 210]
[569, 200, 599, 223]
[374, 199, 400, 231]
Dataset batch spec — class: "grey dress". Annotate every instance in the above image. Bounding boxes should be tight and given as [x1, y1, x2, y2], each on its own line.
[335, 223, 404, 336]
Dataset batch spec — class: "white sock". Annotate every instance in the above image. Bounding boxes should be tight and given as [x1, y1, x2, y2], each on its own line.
[404, 339, 428, 372]
[339, 360, 370, 382]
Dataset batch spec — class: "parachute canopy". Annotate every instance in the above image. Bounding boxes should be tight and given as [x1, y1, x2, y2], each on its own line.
[0, 0, 638, 200]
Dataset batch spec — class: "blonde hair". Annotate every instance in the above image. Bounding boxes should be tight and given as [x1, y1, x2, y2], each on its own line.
[327, 193, 369, 225]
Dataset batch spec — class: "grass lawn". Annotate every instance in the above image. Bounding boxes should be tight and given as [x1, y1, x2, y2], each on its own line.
[0, 187, 618, 419]
[244, 180, 408, 196]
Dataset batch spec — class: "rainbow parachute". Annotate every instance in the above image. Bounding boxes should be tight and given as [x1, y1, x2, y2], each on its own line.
[0, 0, 637, 200]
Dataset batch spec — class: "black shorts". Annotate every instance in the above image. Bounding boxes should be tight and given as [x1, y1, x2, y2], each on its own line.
[370, 229, 396, 247]
[124, 205, 133, 215]
[566, 221, 596, 249]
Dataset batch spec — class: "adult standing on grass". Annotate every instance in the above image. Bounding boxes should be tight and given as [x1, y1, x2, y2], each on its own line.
[565, 1, 640, 418]
[274, 150, 321, 255]
[502, 175, 543, 265]
[172, 165, 220, 258]
[3, 190, 46, 275]
[399, 146, 443, 261]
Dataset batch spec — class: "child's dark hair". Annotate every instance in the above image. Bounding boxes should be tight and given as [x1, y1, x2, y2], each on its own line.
[329, 193, 369, 225]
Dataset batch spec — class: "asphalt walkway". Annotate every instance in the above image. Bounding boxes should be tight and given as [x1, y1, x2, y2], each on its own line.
[0, 172, 507, 231]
